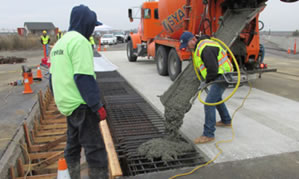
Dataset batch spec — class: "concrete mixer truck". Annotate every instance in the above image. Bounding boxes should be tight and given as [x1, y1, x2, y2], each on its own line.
[127, 0, 297, 81]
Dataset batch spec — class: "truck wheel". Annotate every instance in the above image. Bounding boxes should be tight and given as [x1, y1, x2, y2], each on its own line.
[156, 46, 168, 76]
[168, 49, 182, 81]
[127, 40, 137, 62]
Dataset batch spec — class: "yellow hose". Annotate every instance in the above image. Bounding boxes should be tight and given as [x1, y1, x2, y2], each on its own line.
[193, 37, 241, 106]
[169, 81, 253, 179]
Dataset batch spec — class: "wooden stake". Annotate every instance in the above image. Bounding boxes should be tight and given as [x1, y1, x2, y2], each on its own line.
[23, 123, 32, 153]
[17, 158, 25, 177]
[9, 166, 16, 179]
[100, 120, 122, 178]
[38, 91, 45, 121]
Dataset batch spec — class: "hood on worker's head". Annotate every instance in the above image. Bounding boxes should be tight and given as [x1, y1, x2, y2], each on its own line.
[68, 4, 102, 39]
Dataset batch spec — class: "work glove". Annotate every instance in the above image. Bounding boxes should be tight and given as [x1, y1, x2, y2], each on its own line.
[97, 106, 107, 121]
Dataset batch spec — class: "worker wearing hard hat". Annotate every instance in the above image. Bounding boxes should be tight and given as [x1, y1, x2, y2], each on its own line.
[40, 30, 50, 56]
[180, 31, 233, 144]
[49, 5, 107, 179]
[56, 29, 63, 40]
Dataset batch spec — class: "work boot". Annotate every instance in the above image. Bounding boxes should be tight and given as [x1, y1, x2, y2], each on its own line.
[194, 136, 215, 144]
[88, 167, 108, 179]
[216, 121, 232, 127]
[67, 161, 80, 179]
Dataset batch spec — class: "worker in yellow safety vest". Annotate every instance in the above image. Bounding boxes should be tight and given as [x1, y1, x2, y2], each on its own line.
[89, 35, 95, 49]
[179, 31, 233, 144]
[56, 29, 63, 40]
[40, 30, 50, 56]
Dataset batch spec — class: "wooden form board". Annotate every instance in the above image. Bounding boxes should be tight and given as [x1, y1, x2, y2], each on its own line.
[100, 120, 123, 178]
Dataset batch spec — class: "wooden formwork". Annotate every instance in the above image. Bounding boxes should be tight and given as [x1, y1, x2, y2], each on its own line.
[10, 88, 66, 179]
[9, 87, 122, 179]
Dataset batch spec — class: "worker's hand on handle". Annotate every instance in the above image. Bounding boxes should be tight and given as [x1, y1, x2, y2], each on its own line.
[98, 106, 107, 121]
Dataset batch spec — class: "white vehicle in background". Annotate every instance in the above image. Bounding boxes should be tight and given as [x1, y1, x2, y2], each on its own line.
[101, 34, 117, 45]
[114, 31, 126, 43]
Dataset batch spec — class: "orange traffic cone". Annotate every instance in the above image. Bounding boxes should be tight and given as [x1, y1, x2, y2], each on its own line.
[36, 65, 43, 79]
[28, 72, 33, 84]
[23, 72, 33, 94]
[57, 158, 71, 179]
[287, 47, 291, 54]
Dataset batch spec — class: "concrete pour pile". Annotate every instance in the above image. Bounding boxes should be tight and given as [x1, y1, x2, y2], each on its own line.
[137, 64, 200, 161]
[138, 138, 193, 162]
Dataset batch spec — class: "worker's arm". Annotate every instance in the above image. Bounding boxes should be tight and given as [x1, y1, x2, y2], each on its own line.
[201, 46, 220, 83]
[74, 74, 103, 112]
[71, 38, 104, 113]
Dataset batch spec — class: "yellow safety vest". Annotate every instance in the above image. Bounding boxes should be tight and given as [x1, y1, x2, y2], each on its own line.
[193, 39, 233, 79]
[89, 36, 95, 45]
[41, 35, 50, 45]
[57, 33, 63, 40]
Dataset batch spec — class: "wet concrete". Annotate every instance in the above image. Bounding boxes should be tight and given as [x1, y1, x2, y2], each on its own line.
[135, 61, 200, 161]
[138, 138, 193, 162]
[161, 63, 200, 139]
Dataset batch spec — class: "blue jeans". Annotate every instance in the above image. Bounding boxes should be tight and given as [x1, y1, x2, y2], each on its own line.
[203, 81, 231, 138]
[45, 44, 49, 56]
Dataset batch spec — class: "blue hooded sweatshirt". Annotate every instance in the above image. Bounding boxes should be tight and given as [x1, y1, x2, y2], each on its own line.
[69, 5, 101, 39]
[49, 5, 103, 113]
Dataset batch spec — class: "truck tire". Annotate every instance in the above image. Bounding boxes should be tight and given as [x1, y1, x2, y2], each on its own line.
[168, 49, 182, 81]
[156, 46, 168, 76]
[127, 40, 137, 62]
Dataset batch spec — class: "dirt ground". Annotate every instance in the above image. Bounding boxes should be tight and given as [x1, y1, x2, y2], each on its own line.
[0, 50, 44, 93]
[0, 43, 126, 94]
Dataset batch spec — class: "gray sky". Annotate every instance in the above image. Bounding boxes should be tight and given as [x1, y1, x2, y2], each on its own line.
[0, 0, 298, 31]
